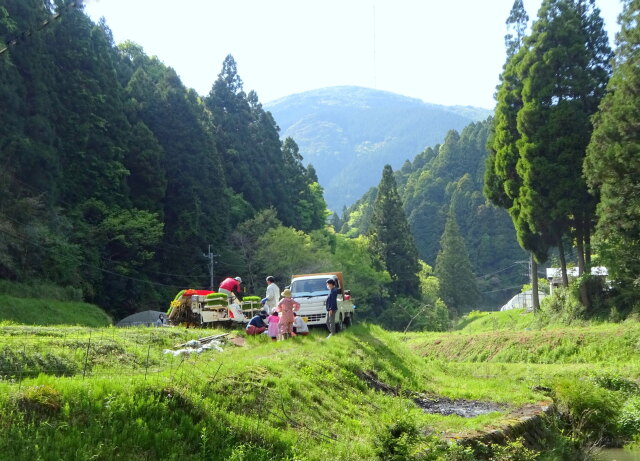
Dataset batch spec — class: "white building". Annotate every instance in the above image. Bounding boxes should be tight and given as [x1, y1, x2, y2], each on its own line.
[545, 266, 608, 294]
[500, 289, 548, 311]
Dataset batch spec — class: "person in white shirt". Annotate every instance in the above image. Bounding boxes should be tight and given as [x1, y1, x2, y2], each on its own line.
[264, 276, 280, 312]
[292, 313, 309, 336]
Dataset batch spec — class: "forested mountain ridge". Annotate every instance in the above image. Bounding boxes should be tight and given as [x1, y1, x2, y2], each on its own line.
[265, 86, 492, 211]
[340, 120, 527, 309]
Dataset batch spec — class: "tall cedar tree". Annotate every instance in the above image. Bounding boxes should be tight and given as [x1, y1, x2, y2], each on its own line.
[206, 55, 326, 230]
[516, 0, 611, 285]
[117, 43, 228, 298]
[485, 0, 548, 309]
[585, 0, 640, 305]
[368, 165, 420, 297]
[435, 212, 480, 315]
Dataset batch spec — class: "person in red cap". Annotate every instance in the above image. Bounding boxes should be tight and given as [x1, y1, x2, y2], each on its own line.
[218, 276, 243, 301]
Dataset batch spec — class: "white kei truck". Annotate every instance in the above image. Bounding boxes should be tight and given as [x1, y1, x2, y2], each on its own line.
[289, 272, 354, 332]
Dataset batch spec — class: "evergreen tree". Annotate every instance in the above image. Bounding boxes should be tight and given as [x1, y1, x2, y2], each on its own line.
[368, 165, 420, 297]
[505, 0, 529, 58]
[485, 0, 549, 309]
[516, 0, 612, 284]
[434, 212, 480, 315]
[206, 55, 260, 205]
[585, 0, 640, 305]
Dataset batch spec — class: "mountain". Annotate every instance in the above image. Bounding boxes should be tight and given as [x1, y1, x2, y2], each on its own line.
[340, 120, 528, 309]
[265, 86, 492, 211]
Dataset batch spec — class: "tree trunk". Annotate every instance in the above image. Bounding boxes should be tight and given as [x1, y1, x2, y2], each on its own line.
[577, 237, 591, 310]
[558, 238, 569, 287]
[585, 227, 592, 267]
[531, 255, 540, 312]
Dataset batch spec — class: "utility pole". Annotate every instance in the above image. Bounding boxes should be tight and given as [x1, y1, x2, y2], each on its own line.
[203, 245, 216, 291]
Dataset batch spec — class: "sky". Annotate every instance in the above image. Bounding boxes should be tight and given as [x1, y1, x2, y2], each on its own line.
[84, 0, 624, 109]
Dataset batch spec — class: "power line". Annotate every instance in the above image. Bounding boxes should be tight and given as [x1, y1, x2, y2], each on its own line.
[475, 259, 528, 280]
[0, 1, 85, 56]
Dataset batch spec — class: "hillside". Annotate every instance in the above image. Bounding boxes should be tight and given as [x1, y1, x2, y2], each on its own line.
[341, 120, 527, 309]
[1, 322, 639, 459]
[266, 86, 491, 211]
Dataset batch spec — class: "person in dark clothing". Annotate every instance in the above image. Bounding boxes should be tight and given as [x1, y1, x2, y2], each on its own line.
[246, 310, 268, 335]
[325, 279, 338, 337]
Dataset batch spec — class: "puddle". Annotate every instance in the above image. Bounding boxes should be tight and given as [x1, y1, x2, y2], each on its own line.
[414, 396, 505, 418]
[596, 448, 640, 461]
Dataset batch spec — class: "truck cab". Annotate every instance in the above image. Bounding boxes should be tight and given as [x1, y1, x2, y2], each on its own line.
[290, 272, 354, 331]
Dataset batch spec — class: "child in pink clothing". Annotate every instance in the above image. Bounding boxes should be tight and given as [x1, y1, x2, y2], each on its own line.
[277, 288, 300, 339]
[267, 309, 280, 341]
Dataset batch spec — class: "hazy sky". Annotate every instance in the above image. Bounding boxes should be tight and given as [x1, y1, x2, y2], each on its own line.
[84, 0, 623, 109]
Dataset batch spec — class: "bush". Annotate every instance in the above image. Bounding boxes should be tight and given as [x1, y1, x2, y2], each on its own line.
[375, 418, 421, 461]
[618, 396, 640, 440]
[591, 373, 640, 395]
[552, 378, 623, 444]
[538, 287, 586, 325]
[16, 385, 62, 420]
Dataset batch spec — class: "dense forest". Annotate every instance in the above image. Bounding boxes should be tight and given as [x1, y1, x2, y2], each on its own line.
[338, 120, 528, 310]
[0, 1, 327, 319]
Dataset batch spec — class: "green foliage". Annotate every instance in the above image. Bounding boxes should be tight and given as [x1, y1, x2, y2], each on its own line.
[16, 385, 62, 420]
[374, 417, 422, 461]
[552, 378, 622, 444]
[618, 396, 640, 440]
[536, 287, 587, 326]
[369, 165, 421, 297]
[435, 213, 480, 315]
[521, 278, 549, 295]
[585, 0, 640, 310]
[330, 234, 392, 319]
[344, 120, 528, 309]
[255, 226, 331, 287]
[376, 297, 449, 333]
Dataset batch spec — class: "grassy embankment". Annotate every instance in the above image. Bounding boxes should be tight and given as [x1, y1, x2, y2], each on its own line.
[0, 292, 638, 460]
[0, 281, 111, 327]
[405, 309, 640, 456]
[0, 319, 554, 461]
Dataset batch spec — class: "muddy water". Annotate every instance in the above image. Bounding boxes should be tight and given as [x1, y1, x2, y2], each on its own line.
[597, 448, 640, 461]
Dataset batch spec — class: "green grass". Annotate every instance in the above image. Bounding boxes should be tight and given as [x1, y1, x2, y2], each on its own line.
[0, 294, 112, 327]
[405, 322, 640, 364]
[454, 309, 541, 332]
[0, 323, 554, 460]
[0, 318, 638, 459]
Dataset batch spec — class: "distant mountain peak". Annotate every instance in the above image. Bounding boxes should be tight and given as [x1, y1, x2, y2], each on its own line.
[265, 86, 492, 211]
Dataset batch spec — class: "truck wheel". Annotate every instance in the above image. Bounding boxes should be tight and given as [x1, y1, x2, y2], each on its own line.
[335, 315, 343, 333]
[343, 314, 352, 328]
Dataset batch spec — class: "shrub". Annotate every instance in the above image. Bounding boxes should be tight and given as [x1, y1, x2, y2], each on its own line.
[591, 373, 640, 395]
[538, 287, 585, 325]
[375, 418, 421, 461]
[618, 396, 640, 440]
[16, 385, 62, 420]
[552, 378, 622, 444]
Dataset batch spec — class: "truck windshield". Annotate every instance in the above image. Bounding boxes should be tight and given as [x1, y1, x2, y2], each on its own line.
[291, 279, 332, 297]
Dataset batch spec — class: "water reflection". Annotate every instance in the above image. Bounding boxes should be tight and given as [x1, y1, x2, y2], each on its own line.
[597, 448, 640, 461]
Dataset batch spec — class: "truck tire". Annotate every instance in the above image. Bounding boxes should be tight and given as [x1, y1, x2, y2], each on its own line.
[335, 315, 344, 333]
[343, 313, 352, 328]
